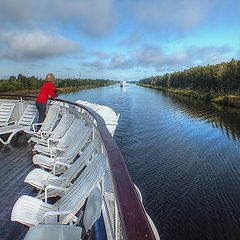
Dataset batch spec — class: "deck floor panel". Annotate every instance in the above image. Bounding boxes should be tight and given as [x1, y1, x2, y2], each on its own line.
[0, 133, 36, 240]
[0, 151, 33, 183]
[0, 144, 30, 162]
[0, 158, 33, 192]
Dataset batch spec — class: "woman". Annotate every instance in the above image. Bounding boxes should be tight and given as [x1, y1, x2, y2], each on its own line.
[36, 73, 57, 124]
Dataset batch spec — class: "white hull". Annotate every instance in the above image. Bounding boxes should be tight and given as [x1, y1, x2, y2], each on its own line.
[120, 81, 127, 87]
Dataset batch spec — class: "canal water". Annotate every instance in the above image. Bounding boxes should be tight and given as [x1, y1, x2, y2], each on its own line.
[60, 84, 240, 240]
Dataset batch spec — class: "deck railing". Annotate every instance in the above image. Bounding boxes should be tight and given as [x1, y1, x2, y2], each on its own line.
[0, 94, 157, 240]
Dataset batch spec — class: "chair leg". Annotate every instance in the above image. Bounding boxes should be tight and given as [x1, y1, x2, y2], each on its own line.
[0, 130, 20, 145]
[0, 138, 6, 145]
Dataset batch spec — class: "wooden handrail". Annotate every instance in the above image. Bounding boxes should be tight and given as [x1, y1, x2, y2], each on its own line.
[0, 94, 156, 240]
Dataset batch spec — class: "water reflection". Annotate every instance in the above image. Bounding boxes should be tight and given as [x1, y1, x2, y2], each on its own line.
[121, 86, 127, 93]
[166, 93, 240, 144]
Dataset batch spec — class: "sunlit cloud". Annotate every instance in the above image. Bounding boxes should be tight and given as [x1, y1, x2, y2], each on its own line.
[109, 54, 134, 69]
[133, 0, 213, 33]
[0, 0, 117, 37]
[0, 30, 80, 61]
[82, 59, 107, 71]
[81, 44, 236, 73]
[186, 45, 234, 65]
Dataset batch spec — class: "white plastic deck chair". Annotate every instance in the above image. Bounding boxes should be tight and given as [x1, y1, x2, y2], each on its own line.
[32, 126, 92, 170]
[0, 104, 37, 145]
[27, 104, 60, 141]
[25, 139, 100, 194]
[82, 186, 103, 239]
[33, 118, 85, 158]
[11, 154, 107, 227]
[0, 102, 15, 126]
[30, 113, 75, 145]
[23, 187, 103, 240]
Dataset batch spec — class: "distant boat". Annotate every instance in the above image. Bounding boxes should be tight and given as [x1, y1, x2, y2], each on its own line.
[120, 80, 127, 87]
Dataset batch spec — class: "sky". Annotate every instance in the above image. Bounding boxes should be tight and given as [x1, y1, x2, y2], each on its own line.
[0, 0, 240, 81]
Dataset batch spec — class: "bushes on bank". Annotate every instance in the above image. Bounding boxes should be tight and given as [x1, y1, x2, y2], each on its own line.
[0, 74, 115, 93]
[139, 59, 240, 95]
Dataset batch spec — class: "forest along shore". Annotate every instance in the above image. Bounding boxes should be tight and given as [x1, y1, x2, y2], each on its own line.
[138, 59, 240, 109]
[0, 74, 115, 95]
[138, 84, 240, 109]
[4, 85, 111, 96]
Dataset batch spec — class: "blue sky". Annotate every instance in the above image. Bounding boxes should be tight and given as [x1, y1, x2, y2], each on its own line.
[0, 0, 239, 81]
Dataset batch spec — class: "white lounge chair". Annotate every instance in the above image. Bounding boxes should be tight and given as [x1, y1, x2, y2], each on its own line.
[0, 104, 37, 145]
[24, 139, 100, 195]
[30, 113, 75, 145]
[0, 102, 15, 126]
[27, 104, 60, 141]
[33, 118, 85, 158]
[23, 187, 103, 240]
[11, 154, 107, 227]
[32, 126, 92, 170]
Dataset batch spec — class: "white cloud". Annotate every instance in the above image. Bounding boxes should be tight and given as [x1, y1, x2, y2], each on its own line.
[133, 44, 189, 70]
[186, 45, 234, 64]
[0, 0, 117, 37]
[133, 0, 214, 33]
[82, 59, 107, 71]
[81, 43, 236, 73]
[1, 30, 80, 60]
[109, 54, 134, 69]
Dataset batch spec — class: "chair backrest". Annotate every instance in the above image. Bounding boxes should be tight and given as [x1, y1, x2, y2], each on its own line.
[56, 126, 92, 161]
[57, 154, 107, 222]
[55, 119, 85, 149]
[18, 104, 38, 126]
[41, 105, 60, 132]
[83, 187, 103, 232]
[50, 113, 75, 140]
[62, 138, 100, 185]
[0, 102, 15, 126]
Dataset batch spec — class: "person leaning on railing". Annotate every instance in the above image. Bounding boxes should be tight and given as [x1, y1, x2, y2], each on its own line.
[36, 73, 57, 126]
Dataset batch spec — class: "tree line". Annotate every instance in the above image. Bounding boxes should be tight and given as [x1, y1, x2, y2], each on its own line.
[0, 74, 115, 92]
[139, 59, 240, 94]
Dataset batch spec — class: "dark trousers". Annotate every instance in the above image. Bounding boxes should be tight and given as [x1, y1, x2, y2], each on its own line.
[36, 102, 47, 124]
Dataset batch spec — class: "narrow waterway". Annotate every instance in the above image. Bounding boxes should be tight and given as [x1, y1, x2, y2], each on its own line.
[60, 84, 240, 240]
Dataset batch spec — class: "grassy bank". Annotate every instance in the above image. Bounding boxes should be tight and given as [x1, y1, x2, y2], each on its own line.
[138, 84, 240, 108]
[3, 84, 110, 96]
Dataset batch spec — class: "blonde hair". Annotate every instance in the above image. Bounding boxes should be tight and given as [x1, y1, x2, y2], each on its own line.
[46, 73, 55, 82]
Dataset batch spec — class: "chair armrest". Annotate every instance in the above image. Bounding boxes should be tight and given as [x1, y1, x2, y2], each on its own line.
[54, 146, 68, 151]
[50, 146, 65, 158]
[50, 145, 68, 158]
[53, 161, 71, 175]
[45, 185, 68, 203]
[32, 132, 41, 138]
[32, 123, 43, 132]
[47, 138, 60, 148]
[42, 209, 73, 223]
[32, 123, 43, 126]
[36, 141, 48, 146]
[7, 121, 17, 125]
[41, 130, 53, 135]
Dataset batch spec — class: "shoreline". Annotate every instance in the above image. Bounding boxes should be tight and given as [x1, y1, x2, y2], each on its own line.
[138, 84, 240, 109]
[3, 84, 111, 96]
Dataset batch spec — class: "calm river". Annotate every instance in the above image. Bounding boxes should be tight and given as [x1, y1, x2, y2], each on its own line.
[60, 84, 240, 240]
